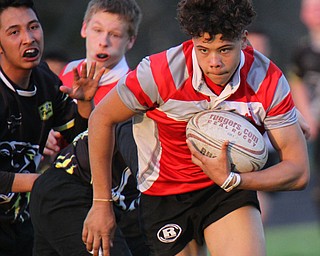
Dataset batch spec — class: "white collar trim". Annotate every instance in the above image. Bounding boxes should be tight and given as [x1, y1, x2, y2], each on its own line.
[0, 70, 37, 96]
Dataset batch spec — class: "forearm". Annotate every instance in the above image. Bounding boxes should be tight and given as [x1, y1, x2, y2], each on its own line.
[77, 99, 95, 119]
[11, 173, 40, 193]
[238, 160, 309, 192]
[88, 110, 115, 200]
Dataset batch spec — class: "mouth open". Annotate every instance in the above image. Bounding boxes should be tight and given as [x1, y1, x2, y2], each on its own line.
[23, 48, 39, 58]
[96, 53, 109, 59]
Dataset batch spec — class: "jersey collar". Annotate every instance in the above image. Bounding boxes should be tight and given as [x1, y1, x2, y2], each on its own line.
[0, 69, 37, 97]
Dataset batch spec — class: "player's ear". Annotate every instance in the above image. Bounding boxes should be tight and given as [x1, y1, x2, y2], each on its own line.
[241, 30, 248, 49]
[80, 21, 87, 39]
[126, 36, 137, 51]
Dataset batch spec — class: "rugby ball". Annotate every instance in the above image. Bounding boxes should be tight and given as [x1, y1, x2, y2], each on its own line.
[186, 110, 268, 173]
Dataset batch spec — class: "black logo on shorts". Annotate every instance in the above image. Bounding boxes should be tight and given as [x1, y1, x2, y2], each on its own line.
[157, 224, 182, 243]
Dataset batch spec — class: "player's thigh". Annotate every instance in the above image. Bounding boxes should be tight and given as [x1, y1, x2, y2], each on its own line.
[204, 205, 265, 256]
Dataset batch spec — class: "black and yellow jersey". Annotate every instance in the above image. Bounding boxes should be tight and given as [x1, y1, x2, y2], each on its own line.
[54, 120, 140, 212]
[0, 61, 87, 222]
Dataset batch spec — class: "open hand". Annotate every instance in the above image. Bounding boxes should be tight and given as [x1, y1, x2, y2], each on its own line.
[60, 61, 105, 101]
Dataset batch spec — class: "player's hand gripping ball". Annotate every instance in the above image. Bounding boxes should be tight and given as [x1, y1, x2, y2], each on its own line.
[186, 110, 268, 173]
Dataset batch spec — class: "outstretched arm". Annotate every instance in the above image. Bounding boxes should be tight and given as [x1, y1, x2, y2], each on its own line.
[83, 87, 136, 256]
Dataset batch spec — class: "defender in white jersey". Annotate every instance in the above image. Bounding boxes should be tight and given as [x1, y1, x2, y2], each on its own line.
[84, 0, 310, 255]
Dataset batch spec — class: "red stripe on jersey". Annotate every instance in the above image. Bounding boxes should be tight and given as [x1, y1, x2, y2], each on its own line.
[148, 45, 202, 102]
[258, 62, 283, 110]
[149, 52, 176, 100]
[268, 92, 295, 117]
[236, 50, 285, 113]
[246, 45, 255, 57]
[125, 70, 157, 108]
[94, 82, 117, 104]
[150, 40, 209, 103]
[60, 69, 76, 87]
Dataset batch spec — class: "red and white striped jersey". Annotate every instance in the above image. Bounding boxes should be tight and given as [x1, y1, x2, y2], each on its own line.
[59, 57, 130, 105]
[117, 40, 297, 196]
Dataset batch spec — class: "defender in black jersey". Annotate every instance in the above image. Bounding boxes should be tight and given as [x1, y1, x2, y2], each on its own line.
[0, 1, 103, 255]
[30, 120, 143, 256]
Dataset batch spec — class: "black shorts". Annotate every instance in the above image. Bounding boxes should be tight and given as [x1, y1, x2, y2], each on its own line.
[30, 167, 133, 256]
[140, 185, 259, 256]
[0, 218, 33, 255]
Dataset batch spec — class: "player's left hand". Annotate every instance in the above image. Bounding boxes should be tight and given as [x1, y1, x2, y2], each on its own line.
[187, 139, 232, 186]
[60, 61, 105, 102]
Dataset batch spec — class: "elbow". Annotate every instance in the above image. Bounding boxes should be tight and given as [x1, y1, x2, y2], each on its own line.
[292, 167, 310, 191]
[294, 179, 309, 191]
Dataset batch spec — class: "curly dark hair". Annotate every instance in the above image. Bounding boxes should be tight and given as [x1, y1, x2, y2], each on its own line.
[177, 0, 256, 40]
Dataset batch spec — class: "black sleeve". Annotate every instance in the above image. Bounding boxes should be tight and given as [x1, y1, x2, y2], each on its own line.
[0, 171, 15, 194]
[60, 110, 88, 144]
[115, 118, 138, 177]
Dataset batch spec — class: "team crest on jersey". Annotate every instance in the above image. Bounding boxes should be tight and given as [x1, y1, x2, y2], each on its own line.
[157, 224, 182, 243]
[38, 101, 53, 120]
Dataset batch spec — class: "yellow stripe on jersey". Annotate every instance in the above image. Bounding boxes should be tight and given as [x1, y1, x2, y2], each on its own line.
[53, 119, 75, 132]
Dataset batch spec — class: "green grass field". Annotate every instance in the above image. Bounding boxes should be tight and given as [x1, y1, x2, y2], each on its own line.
[265, 222, 320, 256]
[205, 222, 320, 256]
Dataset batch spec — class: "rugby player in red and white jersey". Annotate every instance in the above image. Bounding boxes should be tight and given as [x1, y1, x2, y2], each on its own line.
[84, 0, 310, 255]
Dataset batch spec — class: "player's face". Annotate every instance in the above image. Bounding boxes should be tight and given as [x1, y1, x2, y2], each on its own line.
[301, 0, 320, 29]
[193, 33, 247, 87]
[81, 11, 135, 72]
[0, 7, 43, 75]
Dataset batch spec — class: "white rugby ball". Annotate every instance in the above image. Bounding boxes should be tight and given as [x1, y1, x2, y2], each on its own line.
[186, 110, 268, 173]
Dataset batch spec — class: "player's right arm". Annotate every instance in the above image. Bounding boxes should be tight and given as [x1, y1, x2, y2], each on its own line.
[82, 86, 135, 256]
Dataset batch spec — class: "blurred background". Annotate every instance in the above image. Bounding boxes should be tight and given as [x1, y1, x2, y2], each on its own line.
[35, 0, 306, 72]
[34, 0, 319, 255]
